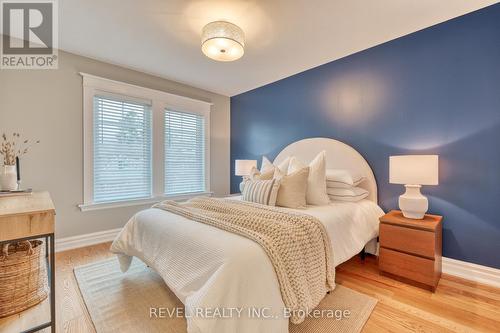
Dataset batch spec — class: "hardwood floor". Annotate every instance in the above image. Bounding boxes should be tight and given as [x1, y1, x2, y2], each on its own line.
[1, 242, 499, 332]
[337, 256, 500, 333]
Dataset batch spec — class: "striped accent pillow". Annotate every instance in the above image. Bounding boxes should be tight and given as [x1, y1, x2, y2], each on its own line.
[242, 179, 280, 206]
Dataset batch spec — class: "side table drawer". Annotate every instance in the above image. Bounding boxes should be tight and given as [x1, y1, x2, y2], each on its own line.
[0, 212, 55, 241]
[380, 223, 435, 259]
[379, 248, 437, 286]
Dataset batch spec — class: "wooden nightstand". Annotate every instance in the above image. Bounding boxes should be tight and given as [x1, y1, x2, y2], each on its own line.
[379, 210, 442, 292]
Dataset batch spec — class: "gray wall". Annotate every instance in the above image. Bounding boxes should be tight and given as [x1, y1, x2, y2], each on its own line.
[0, 50, 230, 238]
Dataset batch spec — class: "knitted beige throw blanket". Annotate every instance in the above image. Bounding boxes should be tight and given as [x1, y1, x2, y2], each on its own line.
[153, 197, 335, 324]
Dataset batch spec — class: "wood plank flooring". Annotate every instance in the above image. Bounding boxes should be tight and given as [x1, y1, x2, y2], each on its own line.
[1, 242, 499, 332]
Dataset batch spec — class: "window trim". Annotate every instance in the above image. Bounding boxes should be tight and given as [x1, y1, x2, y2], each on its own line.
[79, 73, 212, 211]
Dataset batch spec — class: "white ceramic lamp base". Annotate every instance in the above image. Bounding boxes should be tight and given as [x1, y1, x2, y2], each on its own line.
[398, 185, 428, 219]
[239, 176, 249, 193]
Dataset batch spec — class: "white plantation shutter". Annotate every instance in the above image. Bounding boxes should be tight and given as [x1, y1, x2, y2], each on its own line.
[165, 109, 206, 195]
[93, 96, 152, 202]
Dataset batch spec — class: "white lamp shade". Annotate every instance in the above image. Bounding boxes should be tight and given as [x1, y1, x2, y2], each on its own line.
[389, 155, 439, 185]
[235, 159, 257, 176]
[201, 21, 245, 61]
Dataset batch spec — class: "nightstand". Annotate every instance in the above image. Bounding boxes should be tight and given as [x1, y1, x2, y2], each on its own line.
[379, 210, 442, 292]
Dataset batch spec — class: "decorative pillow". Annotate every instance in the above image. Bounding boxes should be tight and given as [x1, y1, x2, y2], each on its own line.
[242, 179, 281, 206]
[326, 169, 366, 189]
[288, 152, 330, 205]
[327, 187, 369, 202]
[261, 156, 291, 174]
[273, 167, 309, 209]
[249, 166, 274, 180]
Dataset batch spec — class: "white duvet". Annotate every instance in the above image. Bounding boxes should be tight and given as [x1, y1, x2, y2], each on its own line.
[110, 198, 384, 333]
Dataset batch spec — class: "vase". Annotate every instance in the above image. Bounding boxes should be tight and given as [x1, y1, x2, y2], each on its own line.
[1, 165, 18, 191]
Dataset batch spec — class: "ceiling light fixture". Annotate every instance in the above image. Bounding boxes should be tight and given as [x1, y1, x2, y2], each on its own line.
[201, 21, 245, 62]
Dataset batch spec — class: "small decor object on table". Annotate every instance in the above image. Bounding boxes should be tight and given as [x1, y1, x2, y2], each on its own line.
[0, 188, 33, 198]
[0, 132, 39, 191]
[378, 210, 442, 292]
[0, 164, 17, 191]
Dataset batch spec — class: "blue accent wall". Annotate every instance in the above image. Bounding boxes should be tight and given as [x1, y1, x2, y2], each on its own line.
[230, 4, 500, 269]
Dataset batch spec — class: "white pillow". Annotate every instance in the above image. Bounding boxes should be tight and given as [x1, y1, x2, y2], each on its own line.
[326, 169, 366, 189]
[288, 151, 330, 205]
[249, 166, 274, 180]
[261, 156, 291, 174]
[273, 167, 309, 209]
[328, 187, 368, 202]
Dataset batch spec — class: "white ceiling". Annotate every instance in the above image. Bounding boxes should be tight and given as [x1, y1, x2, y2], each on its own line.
[60, 0, 498, 96]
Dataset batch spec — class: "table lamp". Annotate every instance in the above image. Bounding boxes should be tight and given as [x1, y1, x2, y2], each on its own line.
[389, 155, 439, 219]
[235, 159, 257, 192]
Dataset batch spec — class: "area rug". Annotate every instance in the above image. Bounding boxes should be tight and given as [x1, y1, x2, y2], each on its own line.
[74, 257, 376, 333]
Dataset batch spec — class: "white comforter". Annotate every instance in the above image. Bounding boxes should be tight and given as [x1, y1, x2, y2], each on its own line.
[110, 198, 384, 333]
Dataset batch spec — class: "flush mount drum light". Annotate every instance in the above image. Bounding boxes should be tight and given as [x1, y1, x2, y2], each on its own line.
[201, 21, 245, 61]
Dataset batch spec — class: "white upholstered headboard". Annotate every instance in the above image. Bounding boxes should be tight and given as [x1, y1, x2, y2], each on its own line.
[273, 137, 378, 203]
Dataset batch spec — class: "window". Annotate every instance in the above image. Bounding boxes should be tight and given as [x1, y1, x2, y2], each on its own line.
[93, 96, 152, 202]
[80, 73, 211, 211]
[165, 110, 205, 195]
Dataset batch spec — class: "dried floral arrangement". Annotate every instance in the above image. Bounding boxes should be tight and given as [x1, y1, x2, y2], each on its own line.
[1, 133, 40, 166]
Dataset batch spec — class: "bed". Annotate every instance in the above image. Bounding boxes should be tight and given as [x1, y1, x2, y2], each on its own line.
[111, 137, 384, 333]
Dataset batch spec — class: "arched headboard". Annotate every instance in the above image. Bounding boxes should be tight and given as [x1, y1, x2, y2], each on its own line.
[273, 138, 378, 203]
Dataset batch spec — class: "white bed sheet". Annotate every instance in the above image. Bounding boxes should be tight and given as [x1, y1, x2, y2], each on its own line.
[110, 198, 383, 333]
[288, 199, 384, 266]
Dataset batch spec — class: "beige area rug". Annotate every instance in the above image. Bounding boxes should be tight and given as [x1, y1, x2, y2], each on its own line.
[74, 258, 377, 333]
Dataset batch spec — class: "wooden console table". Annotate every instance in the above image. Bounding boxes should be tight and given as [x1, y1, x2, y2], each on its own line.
[0, 191, 56, 333]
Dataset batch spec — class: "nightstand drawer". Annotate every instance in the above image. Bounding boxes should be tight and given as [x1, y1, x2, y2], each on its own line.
[0, 212, 54, 241]
[380, 223, 435, 258]
[379, 248, 437, 286]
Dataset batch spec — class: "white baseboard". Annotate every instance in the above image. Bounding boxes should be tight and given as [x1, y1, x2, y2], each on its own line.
[55, 228, 500, 288]
[442, 257, 500, 288]
[55, 228, 121, 253]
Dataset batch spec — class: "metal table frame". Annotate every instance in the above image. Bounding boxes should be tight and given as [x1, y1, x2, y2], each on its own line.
[1, 233, 55, 333]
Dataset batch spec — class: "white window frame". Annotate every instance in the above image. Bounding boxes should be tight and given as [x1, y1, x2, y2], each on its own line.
[79, 73, 212, 211]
